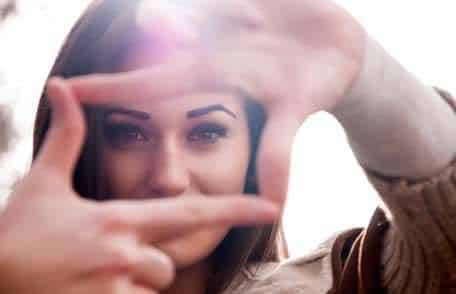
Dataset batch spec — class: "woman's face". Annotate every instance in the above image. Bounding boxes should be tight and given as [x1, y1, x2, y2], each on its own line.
[101, 46, 251, 268]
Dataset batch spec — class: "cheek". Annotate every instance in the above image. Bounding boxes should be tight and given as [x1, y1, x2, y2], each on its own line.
[103, 150, 147, 197]
[189, 133, 251, 195]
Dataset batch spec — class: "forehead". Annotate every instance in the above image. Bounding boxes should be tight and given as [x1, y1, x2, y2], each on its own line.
[106, 91, 244, 120]
[110, 43, 246, 118]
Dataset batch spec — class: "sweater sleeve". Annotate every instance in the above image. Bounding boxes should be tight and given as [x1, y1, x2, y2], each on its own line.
[329, 87, 456, 294]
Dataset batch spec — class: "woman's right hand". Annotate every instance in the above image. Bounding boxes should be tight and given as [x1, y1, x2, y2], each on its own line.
[0, 78, 279, 294]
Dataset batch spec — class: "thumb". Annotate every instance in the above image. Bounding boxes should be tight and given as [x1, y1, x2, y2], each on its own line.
[257, 110, 303, 205]
[34, 77, 86, 184]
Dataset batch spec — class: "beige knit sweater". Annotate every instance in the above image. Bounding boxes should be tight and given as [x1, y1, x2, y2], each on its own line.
[224, 88, 456, 294]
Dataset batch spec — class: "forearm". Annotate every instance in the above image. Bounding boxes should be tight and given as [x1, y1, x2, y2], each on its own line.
[329, 35, 456, 292]
[330, 36, 456, 180]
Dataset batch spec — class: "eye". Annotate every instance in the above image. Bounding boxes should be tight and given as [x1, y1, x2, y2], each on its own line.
[188, 123, 228, 145]
[103, 122, 148, 148]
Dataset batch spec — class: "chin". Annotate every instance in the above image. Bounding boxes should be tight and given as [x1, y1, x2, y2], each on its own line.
[156, 227, 230, 269]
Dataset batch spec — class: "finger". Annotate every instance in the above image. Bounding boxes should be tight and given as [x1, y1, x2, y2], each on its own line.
[136, 0, 198, 44]
[132, 288, 158, 294]
[201, 0, 266, 31]
[34, 77, 86, 182]
[104, 195, 279, 242]
[155, 225, 228, 269]
[132, 247, 175, 291]
[74, 277, 158, 294]
[113, 277, 159, 294]
[257, 111, 303, 204]
[67, 57, 223, 105]
[88, 243, 172, 291]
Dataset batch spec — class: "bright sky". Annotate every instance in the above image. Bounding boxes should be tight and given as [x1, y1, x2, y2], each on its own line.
[1, 0, 455, 256]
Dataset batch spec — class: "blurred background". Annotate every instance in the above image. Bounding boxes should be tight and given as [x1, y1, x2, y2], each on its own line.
[1, 0, 455, 256]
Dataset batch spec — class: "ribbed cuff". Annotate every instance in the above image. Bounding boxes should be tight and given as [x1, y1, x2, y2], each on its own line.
[360, 88, 456, 293]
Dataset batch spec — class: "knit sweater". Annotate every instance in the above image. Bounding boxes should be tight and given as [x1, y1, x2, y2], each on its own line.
[224, 87, 456, 294]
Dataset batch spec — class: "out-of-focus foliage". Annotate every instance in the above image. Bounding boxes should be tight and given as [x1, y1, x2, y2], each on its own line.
[0, 0, 16, 21]
[0, 0, 16, 155]
[0, 105, 12, 154]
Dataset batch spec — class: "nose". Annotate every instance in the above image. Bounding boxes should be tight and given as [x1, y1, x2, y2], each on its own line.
[147, 140, 190, 198]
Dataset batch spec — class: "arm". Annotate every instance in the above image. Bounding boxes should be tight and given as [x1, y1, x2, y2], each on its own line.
[329, 36, 456, 293]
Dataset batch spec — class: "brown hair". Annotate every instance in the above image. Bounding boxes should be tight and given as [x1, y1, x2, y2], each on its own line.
[33, 1, 288, 293]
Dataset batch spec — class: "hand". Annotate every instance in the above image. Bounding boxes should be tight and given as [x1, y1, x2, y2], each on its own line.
[0, 78, 279, 294]
[69, 0, 367, 204]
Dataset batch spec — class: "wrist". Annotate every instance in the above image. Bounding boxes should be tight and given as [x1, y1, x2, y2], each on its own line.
[328, 35, 456, 179]
[329, 35, 387, 119]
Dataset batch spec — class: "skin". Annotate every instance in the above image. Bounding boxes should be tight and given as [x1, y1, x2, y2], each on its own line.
[69, 0, 366, 206]
[100, 48, 251, 292]
[0, 77, 279, 294]
[102, 94, 250, 264]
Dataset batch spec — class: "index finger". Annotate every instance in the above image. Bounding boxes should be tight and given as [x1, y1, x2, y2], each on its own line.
[103, 195, 280, 243]
[67, 57, 224, 105]
[34, 78, 86, 183]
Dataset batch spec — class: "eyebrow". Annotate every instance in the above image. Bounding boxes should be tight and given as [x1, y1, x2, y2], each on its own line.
[104, 107, 151, 120]
[187, 104, 237, 119]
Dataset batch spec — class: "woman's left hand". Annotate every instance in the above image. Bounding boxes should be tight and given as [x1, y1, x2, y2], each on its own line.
[193, 0, 367, 202]
[70, 0, 367, 205]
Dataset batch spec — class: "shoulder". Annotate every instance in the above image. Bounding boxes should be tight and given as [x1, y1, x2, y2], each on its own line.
[226, 208, 389, 294]
[226, 231, 350, 294]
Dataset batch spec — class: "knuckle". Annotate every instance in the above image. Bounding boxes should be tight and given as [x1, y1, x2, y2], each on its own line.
[60, 118, 86, 140]
[98, 207, 129, 232]
[103, 244, 138, 273]
[105, 278, 128, 294]
[154, 254, 175, 289]
[226, 197, 246, 212]
[182, 201, 207, 223]
[229, 200, 250, 219]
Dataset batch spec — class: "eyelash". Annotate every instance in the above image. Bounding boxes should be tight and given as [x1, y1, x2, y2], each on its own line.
[187, 123, 228, 145]
[103, 123, 148, 148]
[103, 122, 228, 148]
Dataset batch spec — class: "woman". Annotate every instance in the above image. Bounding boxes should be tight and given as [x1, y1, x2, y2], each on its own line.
[2, 0, 456, 293]
[0, 1, 284, 293]
[35, 1, 288, 293]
